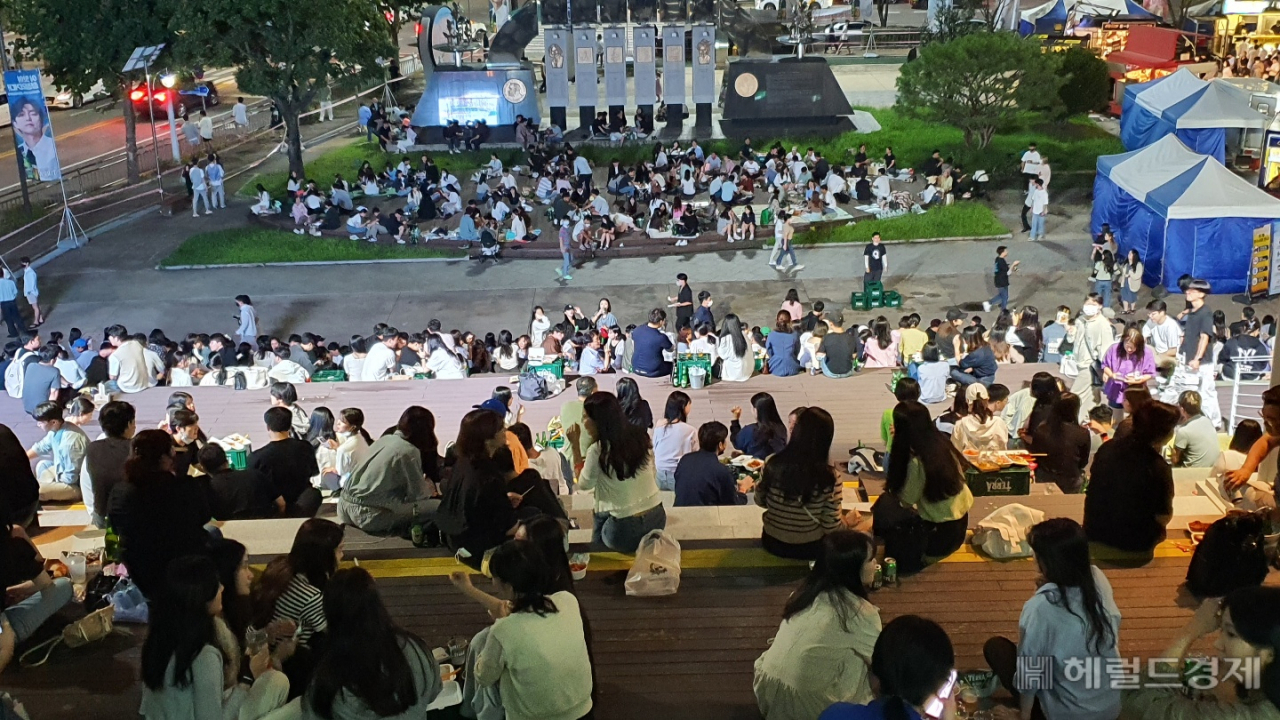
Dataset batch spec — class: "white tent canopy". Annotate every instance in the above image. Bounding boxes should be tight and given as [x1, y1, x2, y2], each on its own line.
[1097, 134, 1207, 201]
[1131, 68, 1208, 115]
[1158, 159, 1280, 219]
[1175, 80, 1268, 130]
[1020, 0, 1150, 25]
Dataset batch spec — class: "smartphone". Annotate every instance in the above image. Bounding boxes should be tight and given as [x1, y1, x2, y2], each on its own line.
[923, 669, 958, 719]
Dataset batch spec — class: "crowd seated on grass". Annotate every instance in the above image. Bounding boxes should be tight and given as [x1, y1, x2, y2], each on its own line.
[257, 132, 986, 257]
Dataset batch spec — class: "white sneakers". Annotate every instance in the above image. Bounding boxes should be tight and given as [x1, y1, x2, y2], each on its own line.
[982, 301, 992, 312]
[674, 239, 688, 247]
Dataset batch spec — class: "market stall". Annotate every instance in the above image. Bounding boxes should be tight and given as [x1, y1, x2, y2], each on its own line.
[1120, 66, 1264, 161]
[1018, 0, 1156, 38]
[1093, 134, 1280, 294]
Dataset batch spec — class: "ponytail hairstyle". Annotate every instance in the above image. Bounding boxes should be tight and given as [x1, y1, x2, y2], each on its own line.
[870, 615, 955, 720]
[488, 540, 558, 616]
[339, 407, 374, 445]
[1028, 518, 1116, 655]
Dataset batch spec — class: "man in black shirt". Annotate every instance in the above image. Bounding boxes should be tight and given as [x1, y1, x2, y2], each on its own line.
[983, 245, 1018, 312]
[863, 233, 887, 291]
[817, 311, 861, 378]
[1176, 278, 1223, 427]
[668, 273, 695, 330]
[674, 422, 750, 507]
[740, 137, 755, 162]
[1220, 323, 1270, 380]
[693, 291, 715, 330]
[247, 407, 320, 517]
[799, 301, 825, 334]
[198, 444, 275, 520]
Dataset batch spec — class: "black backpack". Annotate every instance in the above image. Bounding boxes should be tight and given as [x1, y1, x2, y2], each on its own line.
[1185, 510, 1270, 599]
[517, 370, 552, 402]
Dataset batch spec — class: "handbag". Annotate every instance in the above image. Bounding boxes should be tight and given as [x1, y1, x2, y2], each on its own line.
[20, 605, 116, 667]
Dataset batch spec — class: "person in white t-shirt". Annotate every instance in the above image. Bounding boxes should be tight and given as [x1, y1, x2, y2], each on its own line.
[871, 168, 892, 203]
[1019, 143, 1042, 179]
[1027, 178, 1049, 241]
[360, 330, 403, 381]
[510, 423, 569, 495]
[1142, 299, 1183, 378]
[106, 327, 161, 394]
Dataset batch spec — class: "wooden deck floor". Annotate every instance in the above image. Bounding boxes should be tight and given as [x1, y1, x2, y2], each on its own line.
[6, 551, 1244, 720]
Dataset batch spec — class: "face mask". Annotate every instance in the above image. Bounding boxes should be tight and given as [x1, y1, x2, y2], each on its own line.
[1082, 304, 1100, 317]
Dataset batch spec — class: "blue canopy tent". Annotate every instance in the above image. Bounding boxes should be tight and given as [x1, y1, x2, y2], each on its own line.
[1018, 0, 1152, 35]
[1120, 68, 1265, 163]
[1093, 135, 1280, 294]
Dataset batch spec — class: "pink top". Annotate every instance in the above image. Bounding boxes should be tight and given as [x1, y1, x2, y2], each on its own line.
[781, 300, 803, 322]
[1102, 344, 1155, 405]
[863, 338, 900, 368]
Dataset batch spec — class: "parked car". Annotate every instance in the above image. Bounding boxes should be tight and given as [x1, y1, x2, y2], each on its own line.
[754, 0, 832, 13]
[48, 79, 110, 109]
[130, 78, 220, 119]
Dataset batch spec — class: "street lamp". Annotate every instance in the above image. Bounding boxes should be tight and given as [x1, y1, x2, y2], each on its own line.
[160, 72, 180, 163]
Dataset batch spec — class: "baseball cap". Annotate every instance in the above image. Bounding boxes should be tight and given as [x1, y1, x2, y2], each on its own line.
[72, 339, 88, 350]
[946, 308, 965, 321]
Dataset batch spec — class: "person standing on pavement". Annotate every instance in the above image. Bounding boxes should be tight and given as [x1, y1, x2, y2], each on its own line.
[668, 273, 694, 330]
[1028, 178, 1049, 241]
[189, 160, 211, 217]
[197, 110, 213, 147]
[774, 213, 803, 273]
[573, 152, 593, 193]
[19, 257, 41, 327]
[983, 246, 1018, 312]
[235, 295, 258, 345]
[359, 103, 374, 143]
[318, 82, 334, 122]
[205, 153, 225, 209]
[232, 97, 249, 129]
[1067, 293, 1114, 422]
[863, 232, 886, 291]
[557, 219, 574, 281]
[1168, 278, 1222, 429]
[0, 269, 23, 337]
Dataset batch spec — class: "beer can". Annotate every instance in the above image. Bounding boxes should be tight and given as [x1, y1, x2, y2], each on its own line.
[410, 523, 425, 547]
[872, 562, 883, 590]
[883, 557, 898, 585]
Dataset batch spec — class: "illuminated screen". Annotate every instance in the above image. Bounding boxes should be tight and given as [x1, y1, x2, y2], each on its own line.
[1224, 0, 1270, 12]
[439, 95, 500, 124]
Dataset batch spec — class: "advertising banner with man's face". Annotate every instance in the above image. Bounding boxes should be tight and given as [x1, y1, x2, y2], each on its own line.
[4, 70, 61, 182]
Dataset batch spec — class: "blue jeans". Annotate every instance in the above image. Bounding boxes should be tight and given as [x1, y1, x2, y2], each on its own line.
[1029, 212, 1046, 240]
[656, 469, 676, 491]
[593, 503, 667, 553]
[5, 576, 73, 642]
[561, 251, 573, 277]
[950, 367, 994, 388]
[1095, 279, 1112, 308]
[821, 357, 854, 379]
[777, 247, 797, 267]
[989, 285, 1009, 310]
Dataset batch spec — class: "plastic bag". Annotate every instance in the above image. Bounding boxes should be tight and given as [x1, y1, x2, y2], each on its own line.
[971, 504, 1045, 559]
[624, 530, 682, 597]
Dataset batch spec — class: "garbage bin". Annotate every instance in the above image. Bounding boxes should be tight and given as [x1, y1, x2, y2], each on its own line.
[688, 367, 707, 389]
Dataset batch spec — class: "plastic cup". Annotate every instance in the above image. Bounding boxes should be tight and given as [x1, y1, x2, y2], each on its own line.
[66, 553, 86, 584]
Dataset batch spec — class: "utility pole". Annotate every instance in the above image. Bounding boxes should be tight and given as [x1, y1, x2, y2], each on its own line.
[0, 18, 33, 216]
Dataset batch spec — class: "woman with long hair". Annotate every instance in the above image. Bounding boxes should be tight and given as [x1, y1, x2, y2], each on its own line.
[108, 429, 212, 599]
[1028, 392, 1091, 493]
[592, 298, 617, 332]
[819, 615, 957, 720]
[208, 540, 299, 702]
[320, 407, 372, 491]
[1123, 586, 1280, 719]
[303, 567, 440, 718]
[984, 518, 1120, 720]
[140, 556, 291, 720]
[341, 337, 368, 382]
[1119, 250, 1144, 315]
[862, 316, 899, 369]
[951, 384, 1009, 452]
[766, 311, 802, 377]
[493, 329, 522, 372]
[756, 407, 849, 560]
[565, 392, 665, 553]
[1102, 325, 1155, 423]
[755, 531, 882, 719]
[781, 288, 803, 322]
[950, 326, 997, 387]
[879, 401, 973, 574]
[1093, 249, 1116, 308]
[435, 409, 518, 567]
[731, 392, 789, 460]
[717, 313, 756, 382]
[338, 407, 435, 536]
[1085, 401, 1180, 560]
[252, 518, 344, 650]
[425, 334, 466, 379]
[1019, 373, 1063, 444]
[614, 377, 653, 429]
[305, 407, 338, 488]
[470, 540, 594, 719]
[1013, 306, 1043, 362]
[653, 390, 696, 491]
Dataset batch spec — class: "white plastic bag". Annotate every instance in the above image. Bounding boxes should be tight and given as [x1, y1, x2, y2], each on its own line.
[624, 529, 682, 597]
[972, 504, 1045, 559]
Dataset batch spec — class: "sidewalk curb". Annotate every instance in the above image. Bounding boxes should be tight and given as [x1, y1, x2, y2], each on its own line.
[158, 255, 466, 270]
[795, 233, 1013, 247]
[30, 204, 162, 270]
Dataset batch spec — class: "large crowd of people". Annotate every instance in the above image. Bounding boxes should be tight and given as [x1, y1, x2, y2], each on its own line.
[0, 262, 1277, 718]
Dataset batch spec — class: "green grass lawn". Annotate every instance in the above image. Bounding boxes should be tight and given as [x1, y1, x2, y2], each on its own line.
[161, 229, 467, 267]
[797, 202, 1009, 245]
[245, 108, 1122, 198]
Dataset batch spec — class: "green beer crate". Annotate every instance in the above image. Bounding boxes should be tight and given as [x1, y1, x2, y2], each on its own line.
[528, 357, 565, 379]
[964, 466, 1031, 496]
[310, 370, 347, 383]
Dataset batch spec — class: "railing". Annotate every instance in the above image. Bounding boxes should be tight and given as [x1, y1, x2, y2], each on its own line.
[1227, 355, 1273, 431]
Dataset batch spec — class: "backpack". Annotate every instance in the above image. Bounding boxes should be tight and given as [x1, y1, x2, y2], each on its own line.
[5, 350, 30, 399]
[1185, 510, 1270, 599]
[518, 370, 552, 402]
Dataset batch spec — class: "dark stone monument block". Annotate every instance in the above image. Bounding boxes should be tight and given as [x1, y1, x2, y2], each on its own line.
[719, 57, 854, 137]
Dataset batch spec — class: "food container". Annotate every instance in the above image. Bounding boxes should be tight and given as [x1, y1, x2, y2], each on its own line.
[570, 552, 590, 580]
